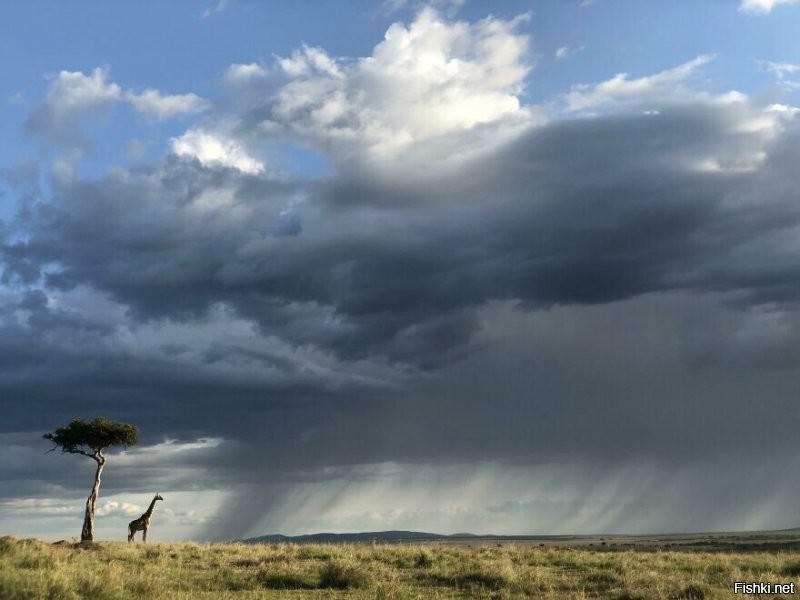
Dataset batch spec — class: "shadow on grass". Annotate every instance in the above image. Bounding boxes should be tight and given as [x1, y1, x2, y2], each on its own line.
[257, 561, 371, 591]
[423, 569, 510, 590]
[258, 569, 318, 590]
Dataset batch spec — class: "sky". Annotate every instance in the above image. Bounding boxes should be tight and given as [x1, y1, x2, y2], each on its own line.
[1, 0, 800, 542]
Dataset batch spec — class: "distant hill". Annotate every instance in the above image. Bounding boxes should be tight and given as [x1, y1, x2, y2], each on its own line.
[240, 530, 576, 544]
[241, 527, 800, 546]
[242, 530, 459, 544]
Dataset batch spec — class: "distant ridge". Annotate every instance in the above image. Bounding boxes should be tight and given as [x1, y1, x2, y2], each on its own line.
[242, 531, 458, 544]
[240, 528, 800, 546]
[241, 530, 578, 544]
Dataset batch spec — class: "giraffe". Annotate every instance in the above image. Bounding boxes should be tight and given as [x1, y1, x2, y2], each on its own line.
[127, 494, 164, 543]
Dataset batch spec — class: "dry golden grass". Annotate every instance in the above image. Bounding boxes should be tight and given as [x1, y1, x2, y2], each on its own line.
[2, 535, 800, 598]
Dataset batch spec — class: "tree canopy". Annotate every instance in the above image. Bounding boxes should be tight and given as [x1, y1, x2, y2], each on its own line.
[44, 417, 138, 457]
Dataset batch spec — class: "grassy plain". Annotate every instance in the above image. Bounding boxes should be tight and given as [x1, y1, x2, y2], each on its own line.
[2, 535, 800, 599]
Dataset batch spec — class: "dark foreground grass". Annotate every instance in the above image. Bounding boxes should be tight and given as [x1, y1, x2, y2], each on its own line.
[1, 535, 799, 598]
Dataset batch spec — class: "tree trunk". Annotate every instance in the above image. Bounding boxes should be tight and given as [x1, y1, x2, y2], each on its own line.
[80, 454, 105, 542]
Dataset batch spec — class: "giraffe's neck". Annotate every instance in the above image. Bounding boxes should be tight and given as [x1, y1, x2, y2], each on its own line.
[143, 496, 159, 518]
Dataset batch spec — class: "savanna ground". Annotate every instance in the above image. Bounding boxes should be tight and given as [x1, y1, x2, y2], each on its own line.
[2, 535, 800, 599]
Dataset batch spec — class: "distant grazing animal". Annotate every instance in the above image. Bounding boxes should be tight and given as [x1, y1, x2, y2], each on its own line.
[127, 494, 164, 543]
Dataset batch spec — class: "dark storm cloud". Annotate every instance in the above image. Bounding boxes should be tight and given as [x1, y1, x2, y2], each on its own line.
[5, 102, 800, 365]
[5, 96, 800, 537]
[0, 286, 384, 441]
[0, 285, 398, 507]
[193, 290, 800, 538]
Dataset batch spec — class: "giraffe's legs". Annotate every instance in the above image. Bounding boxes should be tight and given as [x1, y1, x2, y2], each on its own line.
[143, 527, 147, 543]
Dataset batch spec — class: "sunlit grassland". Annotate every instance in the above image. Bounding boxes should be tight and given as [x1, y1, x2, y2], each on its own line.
[2, 535, 800, 599]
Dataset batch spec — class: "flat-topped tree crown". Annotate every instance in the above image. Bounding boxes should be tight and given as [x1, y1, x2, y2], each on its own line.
[44, 417, 138, 457]
[43, 417, 138, 541]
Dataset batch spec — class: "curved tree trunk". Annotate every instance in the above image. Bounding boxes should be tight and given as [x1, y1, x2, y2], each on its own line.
[81, 453, 105, 542]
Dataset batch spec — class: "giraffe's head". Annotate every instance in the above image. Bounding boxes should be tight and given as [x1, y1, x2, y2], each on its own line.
[155, 493, 164, 501]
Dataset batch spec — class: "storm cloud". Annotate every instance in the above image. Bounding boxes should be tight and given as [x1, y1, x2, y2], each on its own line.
[3, 7, 800, 540]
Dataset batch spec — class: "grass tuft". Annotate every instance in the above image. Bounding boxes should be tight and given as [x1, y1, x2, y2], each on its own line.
[414, 550, 433, 568]
[455, 569, 509, 589]
[258, 568, 318, 589]
[319, 560, 371, 589]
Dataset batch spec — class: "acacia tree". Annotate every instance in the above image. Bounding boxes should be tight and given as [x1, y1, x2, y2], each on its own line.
[44, 417, 138, 542]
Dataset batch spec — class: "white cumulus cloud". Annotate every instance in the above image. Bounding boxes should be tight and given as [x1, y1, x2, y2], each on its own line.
[278, 45, 343, 78]
[761, 60, 800, 90]
[264, 8, 534, 165]
[762, 60, 800, 78]
[95, 501, 143, 517]
[26, 67, 208, 148]
[564, 54, 715, 112]
[171, 128, 264, 174]
[126, 89, 209, 120]
[223, 63, 268, 84]
[25, 68, 121, 147]
[739, 0, 800, 13]
[45, 67, 122, 118]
